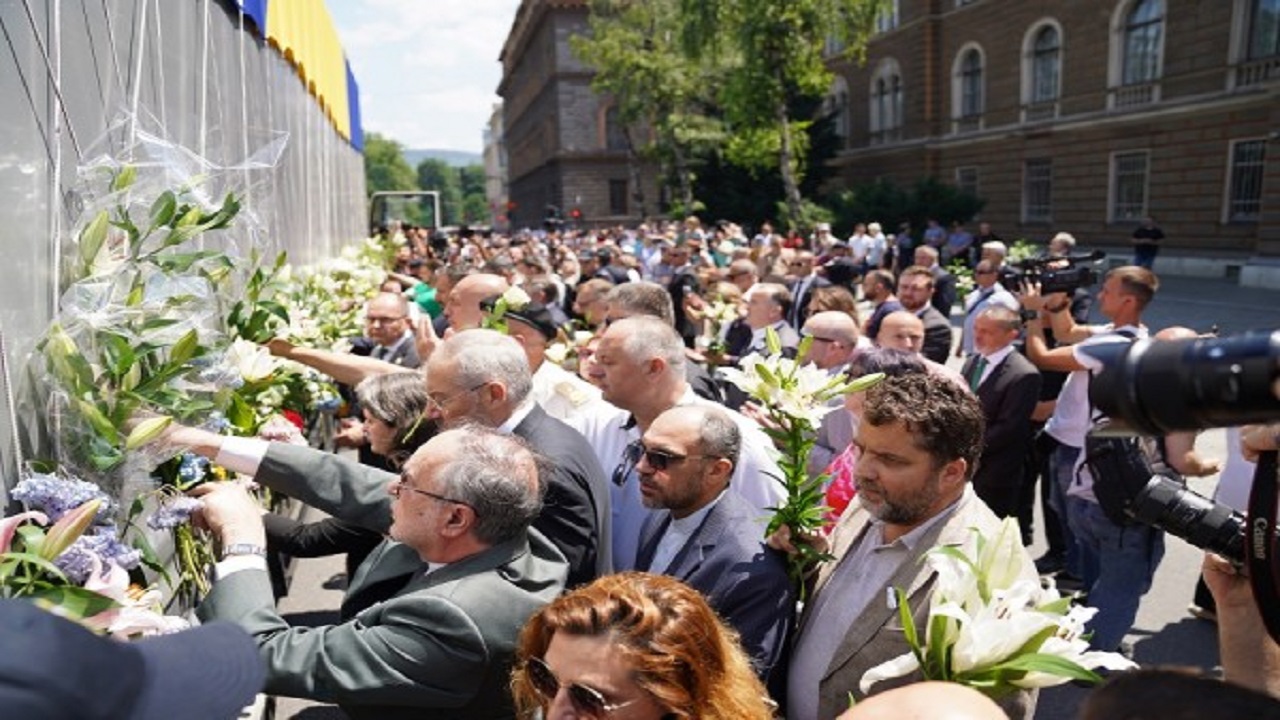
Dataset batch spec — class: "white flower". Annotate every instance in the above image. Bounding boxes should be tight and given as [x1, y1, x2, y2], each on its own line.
[227, 338, 278, 382]
[545, 343, 570, 365]
[501, 286, 531, 310]
[572, 331, 594, 347]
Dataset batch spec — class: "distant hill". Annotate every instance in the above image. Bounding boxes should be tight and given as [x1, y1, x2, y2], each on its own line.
[403, 149, 482, 168]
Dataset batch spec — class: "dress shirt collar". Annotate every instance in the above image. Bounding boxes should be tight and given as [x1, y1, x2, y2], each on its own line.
[497, 399, 537, 434]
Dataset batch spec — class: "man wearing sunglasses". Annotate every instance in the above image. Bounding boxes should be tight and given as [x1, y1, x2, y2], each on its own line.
[158, 425, 566, 720]
[632, 405, 794, 694]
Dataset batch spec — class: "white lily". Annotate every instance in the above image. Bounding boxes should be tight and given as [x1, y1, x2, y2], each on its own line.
[545, 343, 570, 366]
[227, 338, 279, 383]
[860, 650, 922, 694]
[500, 286, 531, 310]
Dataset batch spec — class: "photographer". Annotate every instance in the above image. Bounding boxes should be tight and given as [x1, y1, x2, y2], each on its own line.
[1021, 266, 1159, 652]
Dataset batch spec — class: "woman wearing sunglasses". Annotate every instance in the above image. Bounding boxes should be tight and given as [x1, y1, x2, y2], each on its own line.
[511, 572, 775, 719]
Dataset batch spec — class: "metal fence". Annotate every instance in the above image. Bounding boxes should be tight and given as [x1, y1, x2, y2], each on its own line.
[0, 0, 366, 495]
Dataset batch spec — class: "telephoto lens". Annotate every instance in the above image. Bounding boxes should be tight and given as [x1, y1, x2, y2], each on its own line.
[1130, 475, 1246, 562]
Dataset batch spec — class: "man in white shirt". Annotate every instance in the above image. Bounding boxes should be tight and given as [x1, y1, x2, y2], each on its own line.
[957, 260, 1019, 357]
[578, 316, 785, 570]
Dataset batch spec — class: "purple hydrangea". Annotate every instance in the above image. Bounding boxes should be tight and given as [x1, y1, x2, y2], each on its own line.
[146, 496, 203, 531]
[176, 453, 210, 486]
[11, 473, 115, 524]
[314, 396, 341, 412]
[53, 528, 140, 584]
[202, 411, 231, 432]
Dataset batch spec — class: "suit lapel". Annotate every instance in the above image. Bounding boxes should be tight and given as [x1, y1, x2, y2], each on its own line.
[635, 514, 670, 571]
[664, 498, 728, 580]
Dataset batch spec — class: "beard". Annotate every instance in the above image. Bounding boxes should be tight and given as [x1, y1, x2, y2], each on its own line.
[857, 475, 942, 526]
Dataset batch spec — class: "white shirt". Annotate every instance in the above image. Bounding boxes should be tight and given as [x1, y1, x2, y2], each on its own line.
[574, 385, 786, 570]
[529, 360, 606, 431]
[847, 233, 872, 263]
[1045, 324, 1146, 449]
[647, 491, 725, 574]
[1063, 326, 1148, 502]
[970, 344, 1016, 389]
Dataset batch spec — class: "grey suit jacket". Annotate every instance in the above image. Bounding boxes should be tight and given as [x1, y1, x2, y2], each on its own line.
[636, 491, 794, 688]
[198, 443, 567, 720]
[800, 487, 1038, 719]
[917, 304, 954, 365]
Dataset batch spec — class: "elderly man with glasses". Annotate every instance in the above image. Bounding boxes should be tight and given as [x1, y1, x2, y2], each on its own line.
[957, 260, 1019, 359]
[158, 424, 567, 720]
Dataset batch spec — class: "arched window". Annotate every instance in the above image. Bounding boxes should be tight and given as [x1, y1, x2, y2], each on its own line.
[825, 76, 851, 142]
[868, 59, 903, 142]
[1122, 0, 1164, 85]
[962, 48, 977, 117]
[1031, 25, 1061, 102]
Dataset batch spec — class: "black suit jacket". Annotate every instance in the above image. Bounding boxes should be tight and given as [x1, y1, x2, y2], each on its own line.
[636, 491, 794, 691]
[964, 350, 1042, 492]
[787, 274, 831, 327]
[930, 266, 958, 318]
[917, 305, 953, 365]
[513, 404, 612, 587]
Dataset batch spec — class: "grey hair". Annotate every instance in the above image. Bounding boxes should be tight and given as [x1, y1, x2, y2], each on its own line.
[612, 316, 686, 375]
[1051, 232, 1077, 250]
[981, 241, 1007, 256]
[436, 426, 544, 545]
[604, 281, 675, 325]
[695, 406, 741, 469]
[434, 329, 533, 404]
[356, 370, 429, 432]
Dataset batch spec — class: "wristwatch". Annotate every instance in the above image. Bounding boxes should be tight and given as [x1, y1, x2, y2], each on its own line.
[221, 543, 267, 560]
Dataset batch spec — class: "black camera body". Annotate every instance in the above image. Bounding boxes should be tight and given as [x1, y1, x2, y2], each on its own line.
[1000, 251, 1104, 295]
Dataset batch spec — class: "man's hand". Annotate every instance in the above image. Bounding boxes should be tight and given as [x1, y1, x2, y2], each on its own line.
[266, 337, 296, 358]
[189, 483, 267, 547]
[334, 418, 367, 449]
[414, 315, 441, 361]
[1242, 423, 1280, 462]
[767, 523, 829, 558]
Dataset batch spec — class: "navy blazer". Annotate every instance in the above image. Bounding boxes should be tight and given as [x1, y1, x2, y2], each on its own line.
[636, 490, 795, 689]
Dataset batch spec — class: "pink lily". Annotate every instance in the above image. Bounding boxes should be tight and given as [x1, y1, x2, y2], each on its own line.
[82, 556, 188, 638]
[38, 499, 102, 561]
[0, 510, 50, 554]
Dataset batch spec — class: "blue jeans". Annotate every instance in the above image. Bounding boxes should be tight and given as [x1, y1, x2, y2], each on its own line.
[1047, 443, 1082, 577]
[1067, 497, 1164, 652]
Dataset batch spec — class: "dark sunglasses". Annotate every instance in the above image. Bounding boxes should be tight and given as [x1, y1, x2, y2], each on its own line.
[622, 440, 715, 472]
[525, 657, 637, 717]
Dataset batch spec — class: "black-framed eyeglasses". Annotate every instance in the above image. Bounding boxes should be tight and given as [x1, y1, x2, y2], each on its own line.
[426, 381, 489, 411]
[366, 315, 406, 324]
[525, 656, 637, 718]
[390, 473, 475, 512]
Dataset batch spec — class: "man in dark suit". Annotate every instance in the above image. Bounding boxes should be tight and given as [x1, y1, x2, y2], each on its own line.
[897, 265, 954, 364]
[962, 306, 1042, 524]
[363, 292, 421, 367]
[425, 329, 611, 587]
[170, 426, 567, 720]
[914, 245, 957, 318]
[785, 251, 831, 328]
[633, 405, 794, 691]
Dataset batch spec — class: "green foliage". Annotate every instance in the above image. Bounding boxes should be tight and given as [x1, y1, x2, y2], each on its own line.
[363, 132, 418, 195]
[776, 198, 835, 234]
[826, 176, 986, 237]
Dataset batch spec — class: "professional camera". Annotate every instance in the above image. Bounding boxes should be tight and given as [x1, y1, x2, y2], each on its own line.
[1082, 330, 1280, 638]
[1000, 250, 1105, 295]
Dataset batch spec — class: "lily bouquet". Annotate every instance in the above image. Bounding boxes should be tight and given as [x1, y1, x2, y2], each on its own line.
[720, 329, 882, 586]
[860, 517, 1136, 699]
[482, 286, 533, 334]
[699, 297, 741, 357]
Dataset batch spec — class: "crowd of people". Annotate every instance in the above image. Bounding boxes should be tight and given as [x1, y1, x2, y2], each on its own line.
[5, 215, 1279, 720]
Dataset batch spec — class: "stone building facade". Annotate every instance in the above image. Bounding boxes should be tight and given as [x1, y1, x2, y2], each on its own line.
[826, 0, 1280, 286]
[497, 0, 660, 229]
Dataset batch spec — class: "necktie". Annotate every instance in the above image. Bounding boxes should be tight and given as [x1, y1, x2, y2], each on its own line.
[969, 356, 988, 391]
[372, 345, 388, 361]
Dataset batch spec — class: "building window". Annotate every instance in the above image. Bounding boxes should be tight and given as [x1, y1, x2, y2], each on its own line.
[1122, 0, 1164, 85]
[958, 47, 984, 118]
[869, 59, 903, 143]
[1250, 0, 1280, 59]
[609, 179, 629, 216]
[826, 76, 851, 142]
[876, 0, 900, 33]
[1031, 25, 1061, 102]
[1023, 159, 1053, 223]
[1227, 139, 1266, 221]
[955, 166, 979, 197]
[1110, 151, 1150, 222]
[604, 107, 628, 152]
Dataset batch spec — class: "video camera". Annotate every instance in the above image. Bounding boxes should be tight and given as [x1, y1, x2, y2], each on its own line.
[1000, 251, 1105, 295]
[1081, 330, 1280, 639]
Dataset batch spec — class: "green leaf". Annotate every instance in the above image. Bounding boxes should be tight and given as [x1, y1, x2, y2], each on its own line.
[1, 551, 68, 580]
[168, 329, 200, 366]
[972, 652, 1102, 685]
[28, 584, 120, 620]
[76, 399, 120, 445]
[227, 393, 256, 433]
[148, 190, 177, 229]
[765, 326, 782, 356]
[847, 372, 885, 393]
[111, 165, 137, 192]
[78, 210, 110, 271]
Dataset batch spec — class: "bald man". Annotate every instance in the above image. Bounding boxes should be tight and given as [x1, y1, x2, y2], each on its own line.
[837, 681, 1007, 720]
[445, 274, 509, 331]
[801, 311, 861, 372]
[876, 311, 970, 392]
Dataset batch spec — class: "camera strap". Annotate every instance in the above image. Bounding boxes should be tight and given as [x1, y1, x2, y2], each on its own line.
[1246, 450, 1280, 641]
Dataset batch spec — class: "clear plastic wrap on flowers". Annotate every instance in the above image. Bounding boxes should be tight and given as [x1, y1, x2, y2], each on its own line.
[31, 113, 287, 508]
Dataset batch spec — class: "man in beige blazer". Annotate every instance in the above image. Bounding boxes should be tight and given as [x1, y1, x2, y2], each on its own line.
[785, 373, 1038, 720]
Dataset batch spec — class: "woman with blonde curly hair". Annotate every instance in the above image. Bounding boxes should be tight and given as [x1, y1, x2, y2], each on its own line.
[511, 572, 775, 719]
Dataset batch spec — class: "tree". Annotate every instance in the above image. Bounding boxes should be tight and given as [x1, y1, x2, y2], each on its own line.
[363, 133, 418, 196]
[572, 0, 724, 217]
[678, 0, 887, 228]
[416, 158, 464, 226]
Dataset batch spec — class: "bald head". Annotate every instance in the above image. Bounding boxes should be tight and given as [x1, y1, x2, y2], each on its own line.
[802, 311, 861, 370]
[1155, 325, 1198, 341]
[446, 274, 509, 331]
[837, 682, 1006, 720]
[876, 310, 925, 354]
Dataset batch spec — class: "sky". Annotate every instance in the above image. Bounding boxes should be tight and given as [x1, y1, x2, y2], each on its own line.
[328, 0, 522, 154]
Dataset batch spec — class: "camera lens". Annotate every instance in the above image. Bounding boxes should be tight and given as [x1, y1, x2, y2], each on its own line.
[1089, 330, 1280, 436]
[1131, 476, 1246, 562]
